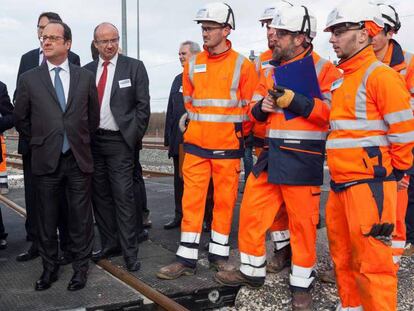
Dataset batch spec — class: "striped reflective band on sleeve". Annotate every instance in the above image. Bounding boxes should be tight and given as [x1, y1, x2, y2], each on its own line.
[180, 232, 201, 244]
[240, 252, 266, 277]
[211, 230, 229, 245]
[384, 109, 414, 125]
[355, 61, 384, 120]
[187, 111, 248, 123]
[322, 92, 332, 107]
[314, 57, 328, 77]
[330, 120, 388, 131]
[267, 129, 327, 140]
[209, 243, 229, 257]
[188, 56, 196, 85]
[289, 264, 315, 288]
[336, 303, 363, 311]
[176, 245, 198, 260]
[401, 51, 413, 75]
[387, 131, 414, 143]
[252, 94, 264, 102]
[326, 135, 389, 149]
[184, 96, 192, 103]
[192, 99, 242, 108]
[230, 54, 245, 101]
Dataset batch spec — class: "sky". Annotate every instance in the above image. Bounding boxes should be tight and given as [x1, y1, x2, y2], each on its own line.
[1, 0, 413, 112]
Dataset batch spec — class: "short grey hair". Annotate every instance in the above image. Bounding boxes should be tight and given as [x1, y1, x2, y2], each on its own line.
[180, 40, 201, 54]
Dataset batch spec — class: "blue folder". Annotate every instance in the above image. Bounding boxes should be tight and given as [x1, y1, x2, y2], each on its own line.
[272, 55, 323, 120]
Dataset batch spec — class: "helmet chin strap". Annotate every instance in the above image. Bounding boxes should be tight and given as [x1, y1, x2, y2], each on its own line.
[223, 3, 235, 30]
[300, 6, 311, 40]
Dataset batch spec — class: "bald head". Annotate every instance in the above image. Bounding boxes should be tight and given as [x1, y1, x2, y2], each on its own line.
[93, 22, 120, 61]
[94, 22, 119, 40]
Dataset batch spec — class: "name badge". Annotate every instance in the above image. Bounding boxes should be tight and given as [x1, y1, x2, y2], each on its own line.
[119, 79, 131, 88]
[179, 85, 183, 93]
[330, 78, 343, 91]
[194, 64, 207, 73]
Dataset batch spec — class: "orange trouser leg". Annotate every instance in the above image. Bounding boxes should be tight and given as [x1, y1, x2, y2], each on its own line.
[177, 153, 211, 266]
[326, 182, 398, 311]
[392, 179, 409, 265]
[281, 185, 319, 289]
[0, 135, 7, 188]
[269, 205, 290, 250]
[208, 157, 240, 261]
[239, 172, 283, 279]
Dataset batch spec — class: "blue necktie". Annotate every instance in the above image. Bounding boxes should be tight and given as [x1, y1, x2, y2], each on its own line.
[53, 67, 70, 153]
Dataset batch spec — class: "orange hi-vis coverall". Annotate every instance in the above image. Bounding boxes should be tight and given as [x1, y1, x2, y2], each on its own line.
[238, 47, 341, 290]
[177, 40, 258, 267]
[326, 46, 414, 311]
[380, 39, 414, 264]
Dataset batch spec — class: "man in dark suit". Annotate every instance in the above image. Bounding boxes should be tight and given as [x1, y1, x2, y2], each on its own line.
[0, 81, 14, 251]
[15, 11, 81, 263]
[84, 23, 150, 271]
[14, 21, 99, 291]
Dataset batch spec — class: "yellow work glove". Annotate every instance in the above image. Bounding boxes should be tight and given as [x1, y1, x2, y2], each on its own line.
[268, 86, 295, 108]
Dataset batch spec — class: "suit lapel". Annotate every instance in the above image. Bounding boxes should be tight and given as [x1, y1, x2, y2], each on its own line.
[39, 63, 60, 105]
[66, 63, 80, 111]
[111, 54, 126, 99]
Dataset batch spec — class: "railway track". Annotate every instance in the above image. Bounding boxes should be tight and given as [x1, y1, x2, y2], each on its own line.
[0, 194, 189, 311]
[5, 153, 173, 177]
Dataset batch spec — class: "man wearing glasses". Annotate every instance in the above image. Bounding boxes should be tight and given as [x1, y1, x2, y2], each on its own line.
[324, 1, 414, 310]
[84, 23, 150, 272]
[214, 5, 340, 310]
[15, 12, 80, 264]
[14, 21, 99, 291]
[157, 2, 258, 280]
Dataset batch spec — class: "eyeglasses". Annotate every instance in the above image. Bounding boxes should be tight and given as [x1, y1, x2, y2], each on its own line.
[273, 29, 299, 39]
[201, 26, 224, 33]
[330, 26, 363, 37]
[95, 37, 120, 46]
[40, 35, 65, 43]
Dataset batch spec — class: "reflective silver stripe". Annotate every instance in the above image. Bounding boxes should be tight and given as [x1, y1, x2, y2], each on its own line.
[355, 61, 384, 120]
[188, 56, 196, 85]
[393, 255, 401, 264]
[187, 111, 247, 123]
[252, 94, 264, 102]
[0, 178, 7, 183]
[230, 54, 245, 101]
[326, 135, 389, 149]
[180, 232, 201, 244]
[211, 230, 229, 245]
[315, 57, 328, 77]
[267, 129, 327, 140]
[192, 99, 241, 108]
[291, 264, 313, 278]
[254, 57, 261, 74]
[240, 263, 266, 277]
[240, 252, 266, 267]
[330, 120, 388, 131]
[384, 109, 413, 125]
[400, 51, 412, 75]
[209, 243, 229, 257]
[275, 241, 290, 250]
[391, 240, 406, 249]
[336, 304, 363, 311]
[289, 274, 315, 288]
[264, 67, 272, 78]
[322, 92, 332, 107]
[183, 96, 192, 103]
[387, 130, 414, 143]
[176, 245, 198, 260]
[410, 98, 414, 110]
[270, 230, 290, 243]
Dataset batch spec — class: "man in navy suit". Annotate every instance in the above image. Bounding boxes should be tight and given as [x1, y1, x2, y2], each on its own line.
[15, 12, 81, 263]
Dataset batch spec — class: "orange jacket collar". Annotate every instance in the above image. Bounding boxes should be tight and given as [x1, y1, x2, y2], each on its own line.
[337, 45, 377, 74]
[203, 39, 232, 59]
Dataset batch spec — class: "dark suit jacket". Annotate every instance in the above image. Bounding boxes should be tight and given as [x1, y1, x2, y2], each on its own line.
[164, 73, 186, 158]
[15, 48, 81, 155]
[84, 54, 150, 150]
[13, 62, 100, 175]
[0, 82, 14, 162]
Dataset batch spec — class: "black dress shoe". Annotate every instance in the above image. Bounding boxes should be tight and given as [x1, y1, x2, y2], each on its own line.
[164, 218, 181, 230]
[67, 270, 87, 291]
[0, 238, 7, 250]
[35, 268, 59, 291]
[138, 229, 149, 243]
[92, 247, 122, 261]
[16, 250, 39, 262]
[125, 258, 141, 272]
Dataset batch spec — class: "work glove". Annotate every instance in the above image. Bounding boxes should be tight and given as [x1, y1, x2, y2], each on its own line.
[268, 86, 295, 108]
[178, 112, 189, 133]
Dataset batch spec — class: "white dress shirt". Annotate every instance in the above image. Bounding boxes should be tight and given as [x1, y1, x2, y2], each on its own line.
[47, 58, 70, 105]
[96, 53, 119, 131]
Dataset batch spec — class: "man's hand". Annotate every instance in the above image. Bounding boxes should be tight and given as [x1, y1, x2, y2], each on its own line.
[397, 175, 409, 191]
[261, 95, 279, 113]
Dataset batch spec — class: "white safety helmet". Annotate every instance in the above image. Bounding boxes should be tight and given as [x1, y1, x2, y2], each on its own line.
[269, 5, 317, 40]
[194, 2, 235, 30]
[324, 0, 384, 32]
[377, 3, 401, 32]
[258, 1, 293, 24]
